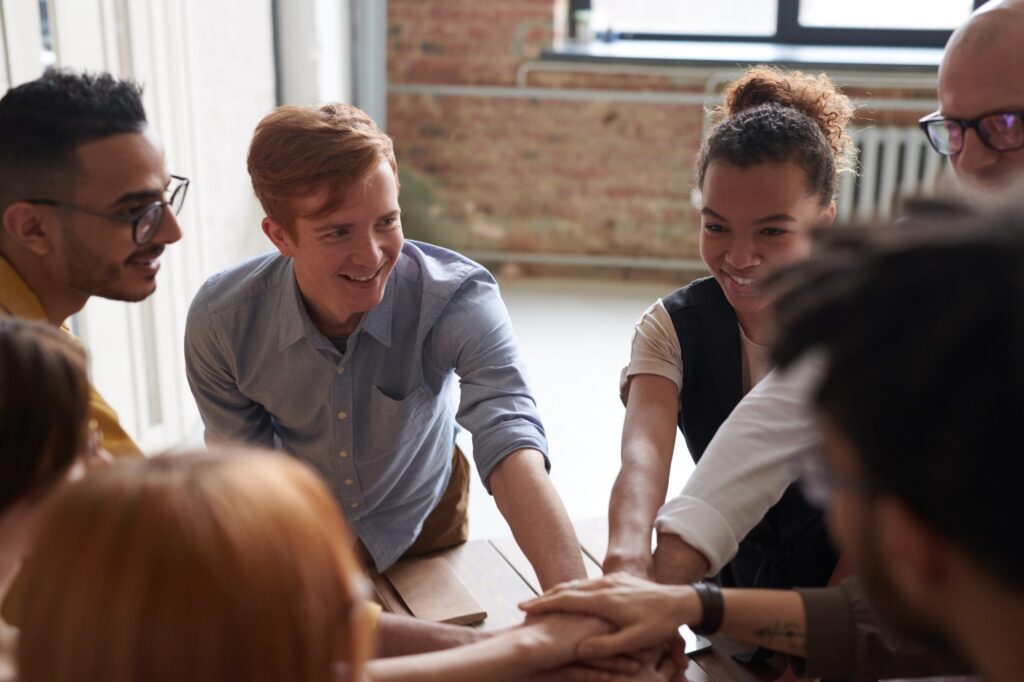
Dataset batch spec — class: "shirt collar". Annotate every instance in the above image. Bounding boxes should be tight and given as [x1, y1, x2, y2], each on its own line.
[276, 257, 397, 350]
[278, 260, 311, 350]
[0, 254, 47, 320]
[359, 265, 396, 348]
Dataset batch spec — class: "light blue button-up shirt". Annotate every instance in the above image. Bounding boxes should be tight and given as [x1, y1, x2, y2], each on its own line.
[185, 241, 548, 569]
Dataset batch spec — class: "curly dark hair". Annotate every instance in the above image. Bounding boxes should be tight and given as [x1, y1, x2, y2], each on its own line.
[697, 66, 857, 206]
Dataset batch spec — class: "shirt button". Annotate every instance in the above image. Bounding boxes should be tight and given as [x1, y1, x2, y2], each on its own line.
[337, 411, 347, 421]
[337, 365, 345, 375]
[350, 502, 360, 509]
[339, 450, 349, 458]
[345, 479, 354, 486]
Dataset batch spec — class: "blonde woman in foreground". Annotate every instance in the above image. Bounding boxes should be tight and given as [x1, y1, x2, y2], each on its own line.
[17, 450, 680, 682]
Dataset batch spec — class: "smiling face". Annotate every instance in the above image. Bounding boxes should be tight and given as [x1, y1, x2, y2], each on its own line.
[55, 127, 182, 302]
[263, 160, 403, 337]
[699, 160, 835, 337]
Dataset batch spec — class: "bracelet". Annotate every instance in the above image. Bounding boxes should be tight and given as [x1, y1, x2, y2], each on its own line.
[690, 582, 724, 636]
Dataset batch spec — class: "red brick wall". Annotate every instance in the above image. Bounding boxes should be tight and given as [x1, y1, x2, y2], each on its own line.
[387, 0, 939, 272]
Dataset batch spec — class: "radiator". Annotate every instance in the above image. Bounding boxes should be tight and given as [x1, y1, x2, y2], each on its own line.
[838, 126, 947, 222]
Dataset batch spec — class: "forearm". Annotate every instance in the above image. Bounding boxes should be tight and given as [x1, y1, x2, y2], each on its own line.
[375, 613, 482, 657]
[368, 615, 609, 682]
[491, 449, 586, 589]
[719, 589, 807, 658]
[368, 635, 529, 682]
[652, 532, 710, 585]
[607, 375, 679, 574]
[605, 449, 670, 567]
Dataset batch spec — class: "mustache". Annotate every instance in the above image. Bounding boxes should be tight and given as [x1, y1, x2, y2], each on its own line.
[127, 245, 165, 262]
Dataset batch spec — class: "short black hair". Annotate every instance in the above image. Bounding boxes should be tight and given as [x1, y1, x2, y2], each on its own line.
[0, 69, 146, 212]
[773, 199, 1024, 592]
[0, 318, 91, 513]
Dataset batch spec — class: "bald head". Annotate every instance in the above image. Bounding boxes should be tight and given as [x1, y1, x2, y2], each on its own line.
[937, 0, 1024, 189]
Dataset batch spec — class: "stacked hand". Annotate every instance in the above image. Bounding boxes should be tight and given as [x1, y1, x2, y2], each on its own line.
[519, 573, 699, 665]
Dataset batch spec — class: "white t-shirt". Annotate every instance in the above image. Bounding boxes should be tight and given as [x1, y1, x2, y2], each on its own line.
[619, 299, 772, 403]
[654, 355, 824, 575]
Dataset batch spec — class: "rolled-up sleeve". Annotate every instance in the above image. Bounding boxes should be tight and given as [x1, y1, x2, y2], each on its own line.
[619, 300, 683, 404]
[436, 275, 548, 490]
[655, 356, 823, 575]
[793, 577, 972, 680]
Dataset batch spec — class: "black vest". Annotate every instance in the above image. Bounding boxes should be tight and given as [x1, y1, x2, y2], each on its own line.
[664, 277, 837, 589]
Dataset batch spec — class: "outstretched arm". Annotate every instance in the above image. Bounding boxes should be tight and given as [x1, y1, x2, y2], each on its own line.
[367, 614, 613, 682]
[654, 357, 825, 581]
[439, 275, 585, 589]
[520, 573, 808, 660]
[605, 375, 680, 579]
[490, 448, 587, 589]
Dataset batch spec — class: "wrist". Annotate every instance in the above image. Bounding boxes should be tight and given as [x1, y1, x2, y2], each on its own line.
[671, 584, 702, 627]
[654, 532, 711, 581]
[689, 582, 724, 635]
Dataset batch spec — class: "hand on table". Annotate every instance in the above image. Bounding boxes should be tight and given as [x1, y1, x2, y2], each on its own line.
[519, 573, 700, 660]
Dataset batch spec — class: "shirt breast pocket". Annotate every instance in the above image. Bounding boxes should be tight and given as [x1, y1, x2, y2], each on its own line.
[366, 385, 432, 461]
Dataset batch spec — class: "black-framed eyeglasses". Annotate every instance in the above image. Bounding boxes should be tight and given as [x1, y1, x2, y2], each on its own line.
[25, 174, 189, 245]
[918, 110, 1024, 157]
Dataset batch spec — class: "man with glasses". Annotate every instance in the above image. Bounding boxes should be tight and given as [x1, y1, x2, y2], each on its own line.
[0, 69, 186, 457]
[920, 0, 1024, 190]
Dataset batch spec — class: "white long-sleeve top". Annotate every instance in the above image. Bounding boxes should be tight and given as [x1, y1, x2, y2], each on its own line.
[654, 355, 825, 575]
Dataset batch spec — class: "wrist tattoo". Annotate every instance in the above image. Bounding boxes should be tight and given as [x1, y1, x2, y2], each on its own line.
[753, 620, 805, 647]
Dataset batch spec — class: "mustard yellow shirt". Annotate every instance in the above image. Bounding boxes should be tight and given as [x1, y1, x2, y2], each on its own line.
[0, 255, 141, 458]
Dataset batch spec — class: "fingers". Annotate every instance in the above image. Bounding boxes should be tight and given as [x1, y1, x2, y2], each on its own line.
[528, 664, 615, 682]
[655, 656, 682, 682]
[546, 575, 616, 595]
[665, 635, 689, 673]
[577, 655, 642, 675]
[578, 626, 663, 660]
[520, 591, 603, 617]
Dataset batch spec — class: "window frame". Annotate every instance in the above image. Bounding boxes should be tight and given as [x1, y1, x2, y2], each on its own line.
[573, 0, 987, 48]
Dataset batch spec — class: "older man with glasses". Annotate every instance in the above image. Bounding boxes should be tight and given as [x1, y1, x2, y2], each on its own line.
[920, 0, 1024, 190]
[0, 69, 186, 458]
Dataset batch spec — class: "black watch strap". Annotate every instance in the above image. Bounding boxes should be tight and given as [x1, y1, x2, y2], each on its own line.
[691, 581, 724, 636]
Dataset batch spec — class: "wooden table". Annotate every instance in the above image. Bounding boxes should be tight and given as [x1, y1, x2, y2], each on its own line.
[371, 518, 787, 682]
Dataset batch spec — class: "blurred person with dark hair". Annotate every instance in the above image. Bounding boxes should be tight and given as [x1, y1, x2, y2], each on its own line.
[0, 317, 98, 679]
[526, 197, 1024, 679]
[0, 69, 186, 458]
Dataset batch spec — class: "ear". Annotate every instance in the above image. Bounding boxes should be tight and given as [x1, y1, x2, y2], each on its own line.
[819, 202, 838, 226]
[875, 496, 951, 606]
[262, 217, 296, 258]
[2, 202, 56, 256]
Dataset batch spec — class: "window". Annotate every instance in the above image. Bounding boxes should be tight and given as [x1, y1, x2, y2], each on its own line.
[579, 0, 985, 48]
